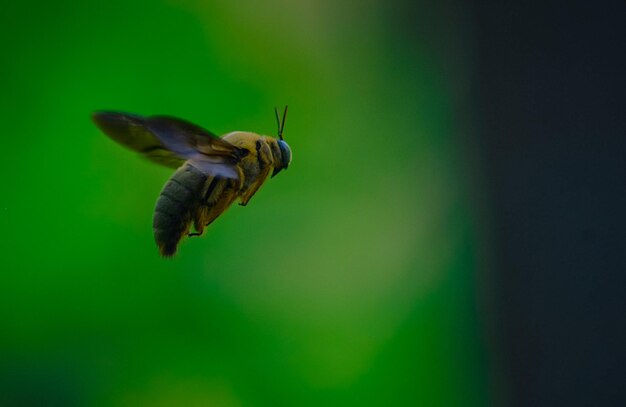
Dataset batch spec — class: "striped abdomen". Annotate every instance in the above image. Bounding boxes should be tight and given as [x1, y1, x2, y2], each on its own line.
[153, 162, 239, 257]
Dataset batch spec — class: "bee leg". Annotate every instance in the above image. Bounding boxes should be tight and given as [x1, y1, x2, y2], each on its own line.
[190, 207, 208, 237]
[238, 189, 256, 206]
[238, 171, 272, 207]
[238, 143, 273, 207]
[238, 181, 262, 206]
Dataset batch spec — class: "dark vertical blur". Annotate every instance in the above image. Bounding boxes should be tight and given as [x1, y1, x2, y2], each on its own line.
[468, 0, 626, 405]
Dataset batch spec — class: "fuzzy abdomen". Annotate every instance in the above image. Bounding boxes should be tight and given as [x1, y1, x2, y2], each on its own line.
[153, 162, 207, 256]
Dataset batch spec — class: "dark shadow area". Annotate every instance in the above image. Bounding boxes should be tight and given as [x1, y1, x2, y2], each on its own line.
[469, 0, 626, 405]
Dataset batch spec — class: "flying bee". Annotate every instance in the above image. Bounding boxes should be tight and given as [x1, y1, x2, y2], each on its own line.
[92, 107, 292, 257]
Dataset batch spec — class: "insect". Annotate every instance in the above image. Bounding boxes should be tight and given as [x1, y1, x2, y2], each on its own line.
[92, 107, 292, 257]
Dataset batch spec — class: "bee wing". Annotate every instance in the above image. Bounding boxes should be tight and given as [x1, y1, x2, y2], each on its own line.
[92, 112, 187, 169]
[92, 112, 242, 179]
[144, 115, 242, 179]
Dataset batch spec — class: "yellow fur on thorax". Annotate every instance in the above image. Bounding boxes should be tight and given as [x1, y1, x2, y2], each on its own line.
[222, 132, 277, 203]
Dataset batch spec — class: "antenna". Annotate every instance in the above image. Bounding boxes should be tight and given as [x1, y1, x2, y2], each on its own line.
[275, 105, 288, 140]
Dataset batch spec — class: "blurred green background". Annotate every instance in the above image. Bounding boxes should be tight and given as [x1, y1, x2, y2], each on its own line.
[0, 0, 487, 405]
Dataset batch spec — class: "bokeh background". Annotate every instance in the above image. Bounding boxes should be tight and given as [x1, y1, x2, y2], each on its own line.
[1, 0, 623, 406]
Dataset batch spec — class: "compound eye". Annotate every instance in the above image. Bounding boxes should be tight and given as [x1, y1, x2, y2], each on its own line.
[278, 140, 291, 169]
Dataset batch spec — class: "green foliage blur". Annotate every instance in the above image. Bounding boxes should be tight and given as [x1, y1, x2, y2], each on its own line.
[0, 0, 486, 405]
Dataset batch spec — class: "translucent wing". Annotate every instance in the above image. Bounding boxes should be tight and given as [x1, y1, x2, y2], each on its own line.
[144, 115, 242, 179]
[92, 111, 243, 179]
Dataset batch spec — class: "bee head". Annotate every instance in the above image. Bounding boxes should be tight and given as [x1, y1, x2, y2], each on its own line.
[272, 106, 292, 177]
